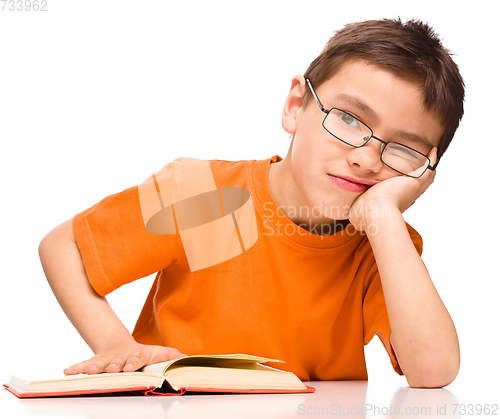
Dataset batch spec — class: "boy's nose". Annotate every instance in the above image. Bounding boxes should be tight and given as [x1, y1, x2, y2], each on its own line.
[346, 140, 384, 174]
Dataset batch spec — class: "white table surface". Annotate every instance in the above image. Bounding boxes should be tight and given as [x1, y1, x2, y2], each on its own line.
[1, 3, 500, 419]
[3, 375, 499, 419]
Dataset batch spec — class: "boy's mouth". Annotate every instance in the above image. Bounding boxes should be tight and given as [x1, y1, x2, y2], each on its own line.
[327, 174, 377, 193]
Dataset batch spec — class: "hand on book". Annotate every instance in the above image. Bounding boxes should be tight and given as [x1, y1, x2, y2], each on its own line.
[6, 353, 314, 398]
[63, 343, 187, 375]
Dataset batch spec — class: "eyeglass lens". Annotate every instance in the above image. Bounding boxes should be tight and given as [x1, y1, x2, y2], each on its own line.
[323, 109, 429, 177]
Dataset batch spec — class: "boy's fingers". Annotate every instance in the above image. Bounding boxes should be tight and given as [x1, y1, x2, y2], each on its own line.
[163, 347, 187, 360]
[64, 346, 188, 375]
[63, 365, 77, 375]
[121, 347, 185, 372]
[429, 147, 438, 166]
[64, 360, 92, 375]
[85, 364, 105, 375]
[105, 358, 127, 373]
[123, 352, 145, 372]
[67, 357, 114, 375]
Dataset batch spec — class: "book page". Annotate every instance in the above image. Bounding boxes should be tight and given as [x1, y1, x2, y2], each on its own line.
[141, 354, 283, 376]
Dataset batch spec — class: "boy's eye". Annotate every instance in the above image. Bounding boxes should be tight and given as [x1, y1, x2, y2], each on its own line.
[339, 112, 360, 129]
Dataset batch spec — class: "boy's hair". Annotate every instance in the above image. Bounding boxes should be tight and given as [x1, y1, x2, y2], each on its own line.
[303, 18, 465, 160]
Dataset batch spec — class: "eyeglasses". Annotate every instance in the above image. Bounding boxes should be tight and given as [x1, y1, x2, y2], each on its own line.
[306, 79, 438, 178]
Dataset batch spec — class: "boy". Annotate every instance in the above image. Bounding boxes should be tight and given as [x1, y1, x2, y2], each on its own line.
[39, 18, 463, 388]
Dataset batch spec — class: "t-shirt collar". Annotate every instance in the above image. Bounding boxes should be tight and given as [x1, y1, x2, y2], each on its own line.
[251, 155, 361, 249]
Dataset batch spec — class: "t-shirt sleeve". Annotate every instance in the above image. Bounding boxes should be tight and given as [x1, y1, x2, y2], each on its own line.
[362, 223, 423, 376]
[73, 162, 179, 296]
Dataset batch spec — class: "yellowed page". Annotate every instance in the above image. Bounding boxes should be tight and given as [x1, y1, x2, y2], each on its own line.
[141, 354, 283, 376]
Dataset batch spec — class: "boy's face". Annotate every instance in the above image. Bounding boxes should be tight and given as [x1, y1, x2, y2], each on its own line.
[281, 60, 444, 220]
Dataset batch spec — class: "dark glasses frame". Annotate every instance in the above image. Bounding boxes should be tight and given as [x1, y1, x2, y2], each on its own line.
[306, 78, 439, 178]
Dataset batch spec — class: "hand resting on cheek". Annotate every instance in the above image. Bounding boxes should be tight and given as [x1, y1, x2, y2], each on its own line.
[349, 147, 438, 232]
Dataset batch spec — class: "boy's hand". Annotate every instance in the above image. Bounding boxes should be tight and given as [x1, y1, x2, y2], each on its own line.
[63, 342, 187, 375]
[349, 147, 438, 231]
[39, 218, 187, 377]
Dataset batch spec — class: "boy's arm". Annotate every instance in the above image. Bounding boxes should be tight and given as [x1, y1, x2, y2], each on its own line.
[350, 149, 460, 388]
[38, 218, 185, 375]
[364, 209, 459, 388]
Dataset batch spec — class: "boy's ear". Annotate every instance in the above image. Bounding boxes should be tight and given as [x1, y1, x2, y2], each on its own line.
[281, 75, 306, 134]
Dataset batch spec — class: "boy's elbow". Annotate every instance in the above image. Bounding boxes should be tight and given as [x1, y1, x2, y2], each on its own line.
[406, 361, 460, 388]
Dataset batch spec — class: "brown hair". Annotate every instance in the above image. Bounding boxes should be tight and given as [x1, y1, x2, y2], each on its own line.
[303, 18, 465, 159]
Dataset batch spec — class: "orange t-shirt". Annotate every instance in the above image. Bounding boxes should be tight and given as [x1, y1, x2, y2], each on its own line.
[73, 155, 422, 381]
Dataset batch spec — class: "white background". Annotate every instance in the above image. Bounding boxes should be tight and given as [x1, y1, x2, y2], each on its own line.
[1, 0, 498, 416]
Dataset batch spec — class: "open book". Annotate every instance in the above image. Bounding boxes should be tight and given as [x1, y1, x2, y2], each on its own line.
[4, 354, 315, 398]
